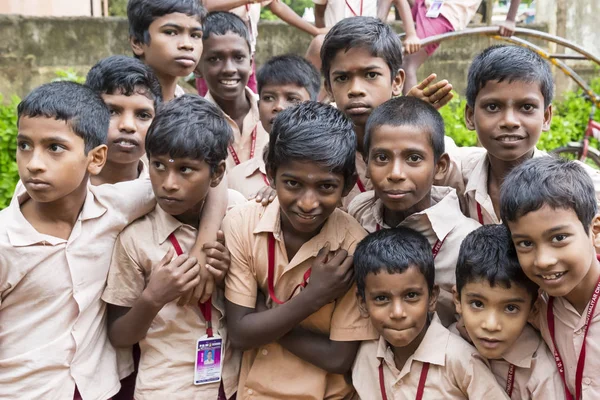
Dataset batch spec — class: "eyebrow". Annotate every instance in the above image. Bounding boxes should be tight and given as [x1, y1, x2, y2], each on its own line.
[279, 172, 341, 184]
[511, 225, 570, 239]
[331, 65, 384, 75]
[465, 292, 527, 303]
[160, 22, 202, 31]
[17, 134, 71, 143]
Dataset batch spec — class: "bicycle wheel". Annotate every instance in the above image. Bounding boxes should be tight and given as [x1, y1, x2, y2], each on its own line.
[552, 145, 600, 169]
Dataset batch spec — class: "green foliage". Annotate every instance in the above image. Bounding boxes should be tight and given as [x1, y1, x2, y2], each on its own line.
[52, 68, 86, 84]
[437, 94, 478, 147]
[109, 0, 128, 17]
[0, 95, 20, 210]
[260, 0, 313, 20]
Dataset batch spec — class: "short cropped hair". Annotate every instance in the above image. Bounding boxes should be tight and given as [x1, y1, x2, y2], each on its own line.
[355, 227, 435, 299]
[500, 157, 597, 232]
[321, 16, 403, 88]
[364, 96, 445, 161]
[203, 11, 251, 52]
[466, 45, 554, 108]
[127, 0, 206, 45]
[456, 224, 538, 302]
[257, 55, 321, 101]
[86, 55, 162, 109]
[264, 101, 356, 189]
[145, 94, 232, 172]
[17, 81, 109, 154]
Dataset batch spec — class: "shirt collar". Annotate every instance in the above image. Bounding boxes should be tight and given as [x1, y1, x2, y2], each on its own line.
[500, 324, 540, 368]
[205, 87, 260, 128]
[241, 156, 266, 178]
[154, 205, 187, 245]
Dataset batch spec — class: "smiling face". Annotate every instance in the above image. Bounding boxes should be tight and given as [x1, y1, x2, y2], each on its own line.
[465, 80, 552, 162]
[200, 32, 252, 103]
[455, 280, 533, 360]
[258, 83, 311, 133]
[359, 268, 438, 348]
[507, 205, 600, 305]
[270, 160, 348, 237]
[102, 89, 155, 165]
[132, 12, 203, 79]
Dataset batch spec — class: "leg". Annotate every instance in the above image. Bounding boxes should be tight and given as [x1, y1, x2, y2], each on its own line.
[402, 48, 430, 94]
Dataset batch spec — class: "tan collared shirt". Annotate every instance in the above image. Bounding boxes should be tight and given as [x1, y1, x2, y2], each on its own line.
[489, 324, 565, 400]
[230, 1, 274, 53]
[535, 293, 600, 400]
[228, 156, 269, 199]
[223, 199, 377, 399]
[205, 87, 269, 171]
[349, 186, 480, 325]
[353, 313, 509, 399]
[312, 0, 377, 27]
[0, 179, 154, 400]
[102, 190, 245, 400]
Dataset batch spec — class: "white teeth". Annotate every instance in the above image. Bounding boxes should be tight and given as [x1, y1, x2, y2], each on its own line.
[541, 272, 564, 280]
[498, 136, 523, 142]
[220, 80, 239, 86]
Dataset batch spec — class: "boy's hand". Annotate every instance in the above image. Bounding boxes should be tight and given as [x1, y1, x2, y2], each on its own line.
[403, 34, 422, 55]
[406, 73, 454, 109]
[304, 243, 355, 307]
[203, 230, 230, 286]
[145, 248, 200, 308]
[252, 186, 277, 206]
[499, 19, 516, 37]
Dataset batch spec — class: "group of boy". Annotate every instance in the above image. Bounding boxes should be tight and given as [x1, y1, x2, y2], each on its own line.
[1, 1, 599, 400]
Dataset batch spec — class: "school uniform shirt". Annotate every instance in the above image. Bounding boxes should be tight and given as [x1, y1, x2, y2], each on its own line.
[312, 0, 377, 28]
[101, 189, 246, 400]
[433, 0, 483, 31]
[175, 84, 186, 98]
[0, 179, 155, 400]
[227, 155, 269, 199]
[205, 87, 269, 172]
[489, 324, 565, 400]
[534, 293, 600, 400]
[230, 1, 273, 53]
[352, 313, 509, 400]
[222, 199, 378, 399]
[348, 186, 480, 325]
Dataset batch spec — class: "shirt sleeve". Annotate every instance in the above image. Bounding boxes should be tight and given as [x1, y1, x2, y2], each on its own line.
[96, 178, 156, 225]
[455, 351, 511, 400]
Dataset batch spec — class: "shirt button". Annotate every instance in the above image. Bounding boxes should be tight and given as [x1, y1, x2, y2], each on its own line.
[584, 377, 592, 385]
[261, 349, 268, 356]
[247, 389, 253, 395]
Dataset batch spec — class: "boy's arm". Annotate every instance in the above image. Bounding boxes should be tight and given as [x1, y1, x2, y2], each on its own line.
[394, 0, 420, 54]
[377, 0, 393, 20]
[314, 1, 327, 28]
[268, 1, 325, 36]
[499, 0, 521, 37]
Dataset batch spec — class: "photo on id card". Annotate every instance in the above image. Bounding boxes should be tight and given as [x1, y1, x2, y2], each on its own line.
[194, 335, 223, 385]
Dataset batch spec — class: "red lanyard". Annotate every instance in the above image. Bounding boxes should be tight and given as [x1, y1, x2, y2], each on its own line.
[375, 224, 446, 260]
[547, 274, 600, 400]
[506, 364, 515, 398]
[267, 232, 311, 305]
[168, 233, 214, 337]
[261, 173, 270, 186]
[356, 178, 367, 193]
[229, 126, 258, 166]
[244, 4, 254, 40]
[346, 0, 363, 16]
[379, 360, 429, 400]
[476, 202, 484, 225]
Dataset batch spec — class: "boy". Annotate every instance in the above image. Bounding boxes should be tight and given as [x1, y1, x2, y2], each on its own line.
[198, 11, 269, 171]
[456, 45, 600, 225]
[0, 81, 156, 399]
[320, 16, 456, 207]
[102, 95, 245, 400]
[349, 96, 480, 324]
[352, 227, 509, 399]
[501, 157, 600, 399]
[454, 224, 563, 399]
[86, 55, 162, 185]
[228, 54, 320, 200]
[223, 102, 377, 399]
[127, 0, 205, 101]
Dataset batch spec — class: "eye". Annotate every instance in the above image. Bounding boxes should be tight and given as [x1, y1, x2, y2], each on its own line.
[373, 153, 388, 163]
[164, 29, 177, 36]
[262, 95, 275, 102]
[17, 141, 31, 151]
[138, 112, 153, 120]
[552, 234, 568, 243]
[152, 161, 166, 171]
[192, 32, 203, 39]
[405, 292, 420, 301]
[374, 295, 389, 303]
[485, 104, 499, 112]
[207, 56, 219, 63]
[366, 71, 380, 79]
[180, 166, 194, 174]
[49, 144, 65, 153]
[516, 240, 533, 249]
[288, 96, 302, 104]
[333, 75, 348, 83]
[319, 183, 337, 192]
[407, 154, 423, 163]
[235, 54, 246, 62]
[522, 104, 536, 112]
[469, 300, 484, 309]
[283, 180, 299, 188]
[505, 304, 520, 313]
[109, 109, 119, 116]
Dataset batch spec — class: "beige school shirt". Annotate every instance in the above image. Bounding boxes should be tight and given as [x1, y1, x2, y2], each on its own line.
[534, 293, 600, 400]
[230, 1, 274, 53]
[0, 179, 155, 400]
[353, 313, 509, 400]
[489, 324, 565, 400]
[432, 0, 483, 31]
[205, 87, 269, 172]
[348, 186, 480, 325]
[312, 0, 378, 27]
[223, 199, 378, 399]
[228, 155, 269, 199]
[102, 189, 245, 400]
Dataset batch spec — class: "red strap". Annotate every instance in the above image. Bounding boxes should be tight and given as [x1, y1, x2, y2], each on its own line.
[229, 126, 258, 166]
[346, 0, 364, 16]
[261, 173, 270, 186]
[476, 202, 484, 225]
[168, 233, 213, 337]
[547, 273, 600, 400]
[356, 178, 366, 193]
[267, 233, 311, 305]
[506, 364, 515, 398]
[379, 360, 429, 400]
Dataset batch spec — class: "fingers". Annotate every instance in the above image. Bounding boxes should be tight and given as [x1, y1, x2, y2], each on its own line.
[314, 242, 331, 265]
[216, 230, 225, 244]
[325, 248, 349, 267]
[157, 248, 175, 268]
[200, 273, 215, 303]
[177, 288, 194, 306]
[254, 187, 276, 206]
[428, 83, 452, 103]
[422, 79, 449, 97]
[206, 264, 226, 282]
[433, 91, 454, 109]
[416, 73, 436, 90]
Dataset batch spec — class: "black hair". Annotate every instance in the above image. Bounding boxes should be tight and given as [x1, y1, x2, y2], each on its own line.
[466, 45, 554, 108]
[86, 55, 163, 109]
[127, 0, 206, 45]
[500, 156, 597, 232]
[364, 96, 445, 161]
[145, 94, 232, 172]
[456, 224, 538, 303]
[202, 11, 251, 53]
[265, 101, 356, 189]
[320, 16, 403, 88]
[355, 227, 435, 299]
[17, 81, 109, 154]
[257, 54, 321, 101]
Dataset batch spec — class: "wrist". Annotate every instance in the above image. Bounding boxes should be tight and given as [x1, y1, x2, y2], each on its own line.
[140, 289, 166, 311]
[301, 286, 329, 312]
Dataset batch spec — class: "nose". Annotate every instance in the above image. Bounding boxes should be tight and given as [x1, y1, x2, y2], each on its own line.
[297, 189, 319, 213]
[390, 298, 406, 319]
[118, 111, 136, 134]
[273, 99, 284, 114]
[500, 107, 521, 130]
[26, 149, 46, 173]
[222, 58, 236, 75]
[533, 246, 558, 270]
[162, 171, 180, 193]
[481, 310, 502, 332]
[388, 158, 406, 182]
[348, 77, 366, 98]
[178, 34, 193, 51]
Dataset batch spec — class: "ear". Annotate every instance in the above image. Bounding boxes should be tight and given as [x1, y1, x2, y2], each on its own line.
[433, 153, 450, 182]
[542, 104, 553, 131]
[428, 284, 440, 313]
[324, 79, 333, 99]
[452, 285, 462, 315]
[210, 160, 227, 187]
[87, 144, 108, 176]
[342, 173, 358, 197]
[591, 213, 600, 250]
[464, 104, 476, 131]
[357, 291, 370, 318]
[392, 68, 405, 97]
[130, 36, 146, 59]
[266, 166, 276, 188]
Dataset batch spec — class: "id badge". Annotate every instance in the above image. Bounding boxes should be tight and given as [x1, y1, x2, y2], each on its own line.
[194, 334, 223, 385]
[426, 0, 445, 18]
